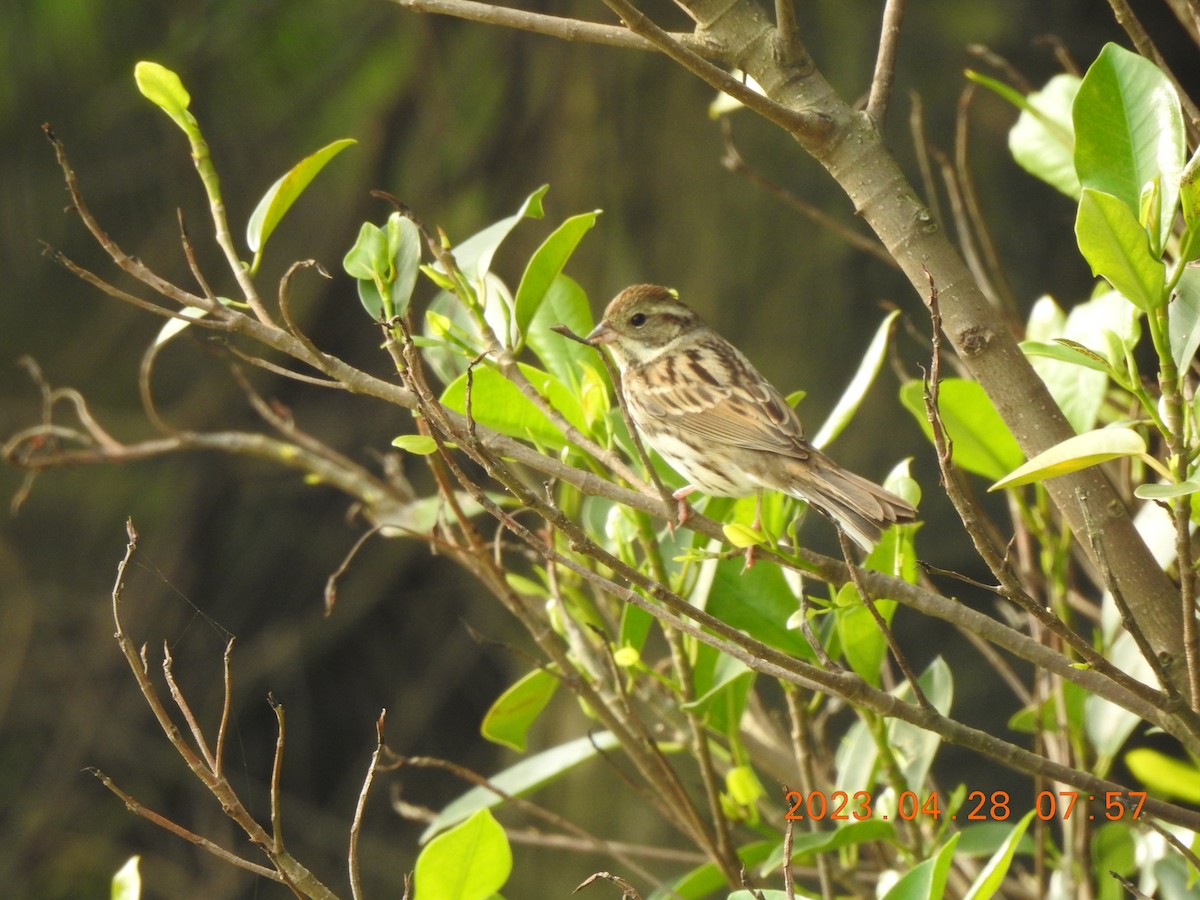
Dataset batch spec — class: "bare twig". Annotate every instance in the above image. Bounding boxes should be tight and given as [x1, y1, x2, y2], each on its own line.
[866, 0, 907, 126]
[350, 711, 387, 900]
[574, 871, 644, 899]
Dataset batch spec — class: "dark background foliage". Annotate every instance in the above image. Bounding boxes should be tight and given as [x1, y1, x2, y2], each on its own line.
[1, 1, 1189, 896]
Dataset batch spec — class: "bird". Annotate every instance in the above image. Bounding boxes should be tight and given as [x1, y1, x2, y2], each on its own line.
[585, 284, 916, 551]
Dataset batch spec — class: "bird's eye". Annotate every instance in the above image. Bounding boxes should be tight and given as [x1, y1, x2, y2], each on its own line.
[629, 312, 647, 327]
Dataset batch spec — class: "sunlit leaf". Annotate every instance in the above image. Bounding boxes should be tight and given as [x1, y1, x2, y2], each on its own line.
[154, 305, 211, 347]
[1006, 73, 1082, 198]
[1125, 748, 1200, 803]
[1074, 43, 1185, 251]
[413, 809, 511, 900]
[444, 185, 549, 285]
[813, 309, 900, 449]
[513, 210, 600, 336]
[440, 362, 587, 451]
[392, 434, 439, 455]
[246, 138, 356, 253]
[420, 732, 622, 841]
[990, 427, 1146, 492]
[111, 856, 141, 900]
[963, 811, 1036, 900]
[882, 834, 959, 900]
[1075, 188, 1165, 311]
[480, 667, 559, 752]
[525, 275, 597, 392]
[134, 61, 196, 135]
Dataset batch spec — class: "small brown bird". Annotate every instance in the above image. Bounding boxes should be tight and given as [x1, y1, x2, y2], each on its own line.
[586, 284, 916, 550]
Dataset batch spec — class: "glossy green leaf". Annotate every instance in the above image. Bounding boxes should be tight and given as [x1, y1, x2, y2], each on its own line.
[440, 363, 588, 451]
[1090, 823, 1136, 891]
[900, 379, 1023, 480]
[445, 185, 548, 285]
[421, 732, 621, 842]
[480, 667, 558, 752]
[834, 582, 893, 686]
[134, 61, 195, 135]
[683, 647, 753, 733]
[513, 210, 600, 336]
[246, 138, 356, 253]
[525, 275, 597, 392]
[1182, 144, 1200, 226]
[882, 834, 959, 900]
[391, 434, 439, 455]
[1171, 267, 1200, 372]
[1074, 43, 1184, 250]
[1008, 73, 1082, 198]
[990, 427, 1146, 491]
[963, 811, 1036, 900]
[704, 556, 812, 659]
[813, 309, 901, 449]
[1136, 480, 1200, 499]
[414, 809, 511, 900]
[1075, 188, 1165, 311]
[646, 840, 777, 900]
[836, 659, 952, 796]
[1125, 748, 1200, 802]
[111, 856, 141, 900]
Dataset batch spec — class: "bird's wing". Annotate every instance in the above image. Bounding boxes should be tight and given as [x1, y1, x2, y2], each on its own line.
[632, 344, 810, 459]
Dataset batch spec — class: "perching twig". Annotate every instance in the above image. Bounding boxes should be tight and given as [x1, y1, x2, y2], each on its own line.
[349, 711, 387, 900]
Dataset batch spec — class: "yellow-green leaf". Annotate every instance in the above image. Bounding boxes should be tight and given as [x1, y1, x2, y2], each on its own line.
[1124, 748, 1200, 803]
[133, 61, 195, 135]
[247, 138, 356, 254]
[480, 668, 559, 752]
[413, 809, 511, 900]
[990, 427, 1146, 491]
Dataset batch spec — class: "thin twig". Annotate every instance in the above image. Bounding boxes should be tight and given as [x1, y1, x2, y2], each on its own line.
[215, 638, 235, 778]
[907, 92, 944, 232]
[162, 643, 218, 771]
[350, 710, 386, 900]
[269, 694, 287, 853]
[574, 872, 643, 899]
[866, 0, 906, 127]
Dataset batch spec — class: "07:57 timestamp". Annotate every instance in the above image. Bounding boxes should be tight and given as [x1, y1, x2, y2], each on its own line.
[784, 789, 1147, 822]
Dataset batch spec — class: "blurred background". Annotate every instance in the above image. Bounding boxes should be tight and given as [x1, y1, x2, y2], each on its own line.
[2, 1, 1194, 896]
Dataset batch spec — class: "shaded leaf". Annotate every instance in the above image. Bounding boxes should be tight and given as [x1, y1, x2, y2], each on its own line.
[525, 274, 597, 392]
[882, 835, 959, 900]
[445, 185, 548, 285]
[1170, 267, 1200, 372]
[647, 840, 777, 900]
[900, 379, 1023, 481]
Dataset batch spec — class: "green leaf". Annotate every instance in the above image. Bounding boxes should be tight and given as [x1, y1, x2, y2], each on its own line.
[414, 809, 511, 900]
[835, 583, 894, 686]
[1074, 43, 1185, 251]
[343, 222, 390, 319]
[392, 434, 439, 455]
[704, 556, 813, 659]
[111, 856, 141, 900]
[882, 834, 959, 900]
[646, 840, 777, 900]
[1085, 632, 1154, 771]
[513, 210, 600, 336]
[963, 811, 1036, 900]
[813, 309, 900, 449]
[990, 426, 1147, 491]
[421, 732, 621, 842]
[386, 213, 423, 319]
[133, 61, 196, 135]
[683, 648, 753, 733]
[440, 363, 588, 451]
[836, 659, 952, 797]
[1125, 748, 1200, 802]
[246, 138, 356, 254]
[1182, 143, 1200, 227]
[525, 275, 598, 392]
[1075, 188, 1166, 311]
[1171, 267, 1200, 372]
[446, 185, 549, 285]
[1008, 74, 1082, 198]
[1136, 480, 1200, 499]
[900, 379, 1024, 481]
[480, 668, 559, 752]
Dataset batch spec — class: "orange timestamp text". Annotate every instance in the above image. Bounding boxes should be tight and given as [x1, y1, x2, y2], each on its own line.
[783, 789, 1146, 822]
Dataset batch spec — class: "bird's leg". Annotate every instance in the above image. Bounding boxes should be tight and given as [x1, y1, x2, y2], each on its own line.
[742, 490, 765, 571]
[671, 485, 696, 527]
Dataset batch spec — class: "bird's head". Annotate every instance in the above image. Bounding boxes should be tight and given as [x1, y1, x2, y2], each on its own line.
[585, 284, 703, 368]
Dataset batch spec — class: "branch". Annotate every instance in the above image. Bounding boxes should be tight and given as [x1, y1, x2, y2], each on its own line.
[865, 0, 906, 126]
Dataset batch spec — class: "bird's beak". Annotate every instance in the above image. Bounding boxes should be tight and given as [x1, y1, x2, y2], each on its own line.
[585, 322, 615, 346]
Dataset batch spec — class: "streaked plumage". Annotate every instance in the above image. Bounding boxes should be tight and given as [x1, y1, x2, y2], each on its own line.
[586, 284, 916, 550]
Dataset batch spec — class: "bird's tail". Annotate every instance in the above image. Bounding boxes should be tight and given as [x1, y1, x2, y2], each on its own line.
[783, 452, 917, 551]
